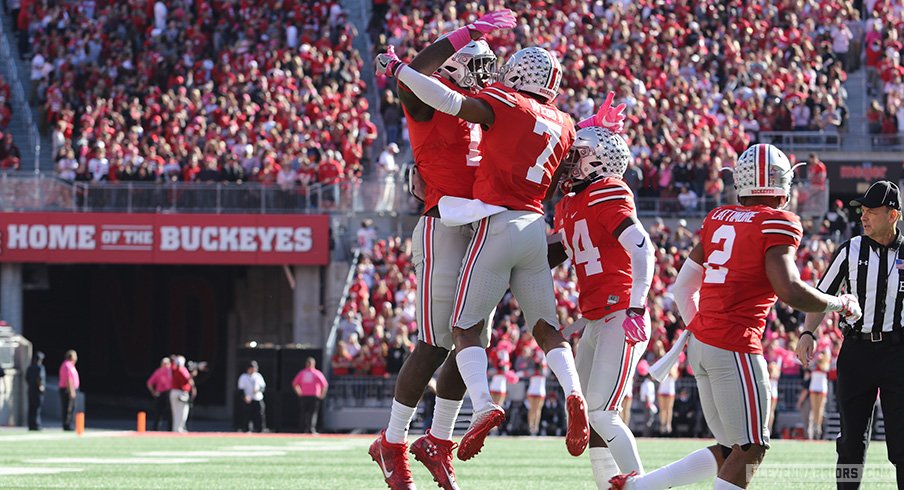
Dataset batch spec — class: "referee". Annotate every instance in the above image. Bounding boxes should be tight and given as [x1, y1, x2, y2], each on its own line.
[798, 180, 904, 489]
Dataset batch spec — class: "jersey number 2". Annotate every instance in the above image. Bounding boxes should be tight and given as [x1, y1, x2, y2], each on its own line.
[563, 219, 602, 276]
[526, 119, 562, 183]
[703, 225, 736, 284]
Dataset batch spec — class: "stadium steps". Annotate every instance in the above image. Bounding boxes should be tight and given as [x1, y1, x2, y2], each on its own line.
[841, 70, 870, 152]
[0, 11, 51, 172]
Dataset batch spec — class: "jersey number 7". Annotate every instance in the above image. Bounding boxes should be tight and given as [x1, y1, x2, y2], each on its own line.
[526, 119, 562, 184]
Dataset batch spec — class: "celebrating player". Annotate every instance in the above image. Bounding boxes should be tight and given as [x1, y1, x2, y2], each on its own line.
[549, 124, 654, 488]
[610, 144, 862, 489]
[377, 38, 594, 459]
[368, 10, 513, 490]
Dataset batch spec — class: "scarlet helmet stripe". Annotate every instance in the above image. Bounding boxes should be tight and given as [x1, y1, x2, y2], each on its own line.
[544, 50, 559, 91]
[758, 144, 768, 188]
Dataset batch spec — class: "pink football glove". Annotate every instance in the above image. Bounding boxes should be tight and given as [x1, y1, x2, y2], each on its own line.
[578, 91, 627, 133]
[375, 45, 404, 78]
[467, 9, 517, 35]
[622, 309, 648, 345]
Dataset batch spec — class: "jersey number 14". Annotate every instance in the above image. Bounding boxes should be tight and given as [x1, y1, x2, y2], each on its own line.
[562, 219, 602, 276]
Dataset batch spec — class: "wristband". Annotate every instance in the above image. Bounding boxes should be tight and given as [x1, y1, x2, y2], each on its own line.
[800, 330, 817, 341]
[445, 27, 472, 51]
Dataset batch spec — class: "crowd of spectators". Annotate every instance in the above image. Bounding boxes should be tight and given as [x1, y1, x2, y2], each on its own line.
[16, 0, 376, 188]
[0, 73, 23, 171]
[864, 0, 904, 136]
[372, 0, 855, 201]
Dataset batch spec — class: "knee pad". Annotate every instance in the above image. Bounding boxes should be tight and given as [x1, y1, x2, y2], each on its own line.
[588, 409, 624, 439]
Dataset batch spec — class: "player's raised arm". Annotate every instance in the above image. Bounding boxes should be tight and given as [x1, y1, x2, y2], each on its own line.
[376, 9, 514, 126]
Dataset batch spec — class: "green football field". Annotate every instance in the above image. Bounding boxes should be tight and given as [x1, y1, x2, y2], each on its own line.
[0, 429, 898, 489]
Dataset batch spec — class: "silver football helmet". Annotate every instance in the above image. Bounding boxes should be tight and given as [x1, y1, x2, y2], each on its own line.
[734, 144, 795, 198]
[496, 46, 562, 103]
[560, 126, 631, 192]
[437, 39, 497, 89]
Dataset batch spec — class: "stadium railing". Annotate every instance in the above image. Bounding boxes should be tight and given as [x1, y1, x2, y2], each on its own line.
[759, 131, 842, 152]
[323, 248, 361, 381]
[0, 174, 828, 219]
[635, 196, 721, 217]
[871, 134, 904, 150]
[327, 374, 807, 412]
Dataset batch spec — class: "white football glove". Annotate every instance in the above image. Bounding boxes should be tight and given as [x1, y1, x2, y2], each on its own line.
[824, 293, 862, 323]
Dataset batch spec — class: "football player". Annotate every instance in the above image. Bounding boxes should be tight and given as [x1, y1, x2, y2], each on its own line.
[549, 124, 654, 488]
[610, 144, 862, 490]
[368, 10, 514, 490]
[377, 39, 595, 459]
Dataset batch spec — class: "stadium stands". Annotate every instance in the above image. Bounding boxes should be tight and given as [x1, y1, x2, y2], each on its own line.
[21, 0, 371, 188]
[372, 0, 855, 200]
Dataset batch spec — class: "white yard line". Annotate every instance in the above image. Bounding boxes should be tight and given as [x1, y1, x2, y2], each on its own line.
[0, 431, 131, 442]
[137, 450, 287, 458]
[25, 457, 208, 465]
[0, 467, 84, 476]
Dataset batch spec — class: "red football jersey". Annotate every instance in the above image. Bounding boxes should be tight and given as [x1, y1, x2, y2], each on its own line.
[400, 76, 480, 212]
[687, 205, 803, 354]
[473, 83, 576, 214]
[554, 178, 636, 319]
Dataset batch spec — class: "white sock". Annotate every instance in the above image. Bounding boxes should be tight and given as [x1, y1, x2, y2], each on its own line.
[430, 396, 463, 441]
[457, 347, 493, 412]
[713, 478, 744, 489]
[590, 447, 620, 489]
[589, 409, 643, 474]
[631, 447, 718, 490]
[545, 346, 581, 396]
[385, 399, 417, 444]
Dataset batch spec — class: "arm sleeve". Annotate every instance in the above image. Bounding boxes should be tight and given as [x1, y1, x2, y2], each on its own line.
[672, 259, 704, 325]
[616, 223, 655, 308]
[816, 242, 849, 295]
[396, 65, 465, 115]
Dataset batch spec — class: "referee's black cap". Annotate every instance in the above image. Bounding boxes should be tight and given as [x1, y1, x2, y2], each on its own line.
[851, 180, 901, 210]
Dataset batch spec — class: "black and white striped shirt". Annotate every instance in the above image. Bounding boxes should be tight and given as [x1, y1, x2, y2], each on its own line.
[817, 230, 904, 333]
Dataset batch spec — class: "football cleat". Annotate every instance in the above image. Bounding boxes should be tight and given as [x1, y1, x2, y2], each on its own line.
[410, 430, 460, 490]
[369, 430, 417, 490]
[608, 470, 638, 489]
[565, 392, 590, 456]
[457, 404, 505, 461]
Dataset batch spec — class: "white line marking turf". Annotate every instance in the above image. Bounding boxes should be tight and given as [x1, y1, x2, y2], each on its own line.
[0, 467, 84, 476]
[26, 458, 209, 465]
[138, 450, 287, 458]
